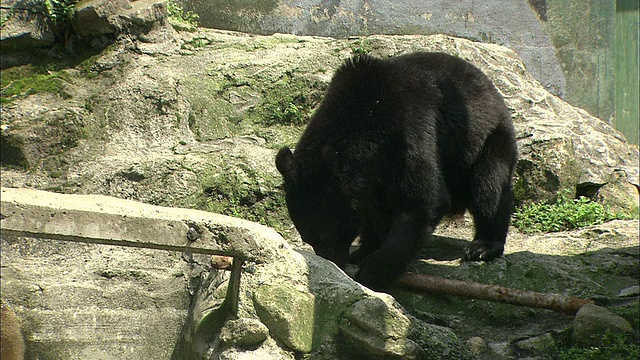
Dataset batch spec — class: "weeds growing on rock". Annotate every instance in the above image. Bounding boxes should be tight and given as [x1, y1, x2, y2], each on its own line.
[44, 0, 78, 44]
[351, 38, 372, 54]
[192, 157, 291, 235]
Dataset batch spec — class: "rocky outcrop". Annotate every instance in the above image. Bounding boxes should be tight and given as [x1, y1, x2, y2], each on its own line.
[0, 0, 56, 49]
[1, 187, 472, 359]
[0, 0, 178, 67]
[2, 187, 637, 359]
[2, 28, 637, 213]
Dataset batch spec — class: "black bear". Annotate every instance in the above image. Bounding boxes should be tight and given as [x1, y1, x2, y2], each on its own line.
[276, 52, 517, 290]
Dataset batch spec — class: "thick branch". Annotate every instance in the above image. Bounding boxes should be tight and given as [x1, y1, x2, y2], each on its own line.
[394, 272, 592, 315]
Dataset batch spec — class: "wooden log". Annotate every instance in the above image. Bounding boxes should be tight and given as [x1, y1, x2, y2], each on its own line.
[394, 272, 593, 315]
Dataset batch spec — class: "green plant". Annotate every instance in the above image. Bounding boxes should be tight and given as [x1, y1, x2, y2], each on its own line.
[1, 6, 12, 27]
[351, 38, 372, 54]
[254, 73, 322, 126]
[192, 158, 291, 233]
[512, 191, 636, 234]
[167, 0, 199, 27]
[264, 102, 303, 125]
[44, 0, 78, 44]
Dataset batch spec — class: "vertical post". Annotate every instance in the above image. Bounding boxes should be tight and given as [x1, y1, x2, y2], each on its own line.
[226, 257, 243, 317]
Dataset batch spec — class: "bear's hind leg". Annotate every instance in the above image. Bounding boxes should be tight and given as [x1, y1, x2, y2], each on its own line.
[464, 180, 513, 261]
[464, 127, 516, 262]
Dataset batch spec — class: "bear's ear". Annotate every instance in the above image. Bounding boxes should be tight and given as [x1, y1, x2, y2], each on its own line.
[276, 147, 294, 179]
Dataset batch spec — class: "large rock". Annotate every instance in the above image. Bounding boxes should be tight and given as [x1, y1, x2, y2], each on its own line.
[1, 236, 190, 359]
[72, 0, 132, 36]
[1, 28, 639, 359]
[252, 283, 315, 353]
[0, 0, 56, 50]
[0, 0, 177, 64]
[219, 318, 269, 348]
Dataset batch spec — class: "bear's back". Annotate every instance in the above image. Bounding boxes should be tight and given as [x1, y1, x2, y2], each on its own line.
[297, 52, 511, 162]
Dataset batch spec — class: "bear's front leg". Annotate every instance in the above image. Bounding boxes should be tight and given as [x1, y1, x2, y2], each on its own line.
[354, 213, 429, 291]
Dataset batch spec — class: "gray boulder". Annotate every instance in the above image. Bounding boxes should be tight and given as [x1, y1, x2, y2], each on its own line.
[572, 303, 634, 347]
[71, 0, 131, 36]
[219, 318, 269, 348]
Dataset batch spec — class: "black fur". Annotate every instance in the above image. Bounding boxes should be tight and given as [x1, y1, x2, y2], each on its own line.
[276, 52, 517, 290]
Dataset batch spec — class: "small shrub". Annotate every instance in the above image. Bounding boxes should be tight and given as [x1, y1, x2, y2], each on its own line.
[195, 159, 290, 233]
[167, 0, 199, 27]
[263, 102, 303, 126]
[512, 191, 635, 233]
[255, 74, 322, 126]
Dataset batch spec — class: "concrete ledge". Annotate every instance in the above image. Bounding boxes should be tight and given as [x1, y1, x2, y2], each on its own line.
[0, 187, 283, 260]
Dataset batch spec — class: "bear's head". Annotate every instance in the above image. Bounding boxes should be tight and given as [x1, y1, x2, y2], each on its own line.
[275, 147, 354, 267]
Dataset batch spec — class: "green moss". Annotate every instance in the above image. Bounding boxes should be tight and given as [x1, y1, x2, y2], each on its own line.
[253, 283, 315, 353]
[610, 300, 640, 334]
[183, 63, 323, 143]
[0, 133, 29, 169]
[175, 154, 292, 235]
[556, 330, 639, 360]
[251, 72, 324, 126]
[182, 76, 240, 141]
[0, 66, 71, 103]
[253, 125, 303, 150]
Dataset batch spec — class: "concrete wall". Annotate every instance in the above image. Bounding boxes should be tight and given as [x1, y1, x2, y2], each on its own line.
[180, 0, 566, 97]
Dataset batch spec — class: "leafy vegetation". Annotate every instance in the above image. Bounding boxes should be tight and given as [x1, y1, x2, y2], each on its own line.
[254, 73, 323, 126]
[512, 191, 637, 233]
[263, 102, 303, 125]
[351, 38, 372, 54]
[167, 0, 199, 27]
[44, 0, 78, 44]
